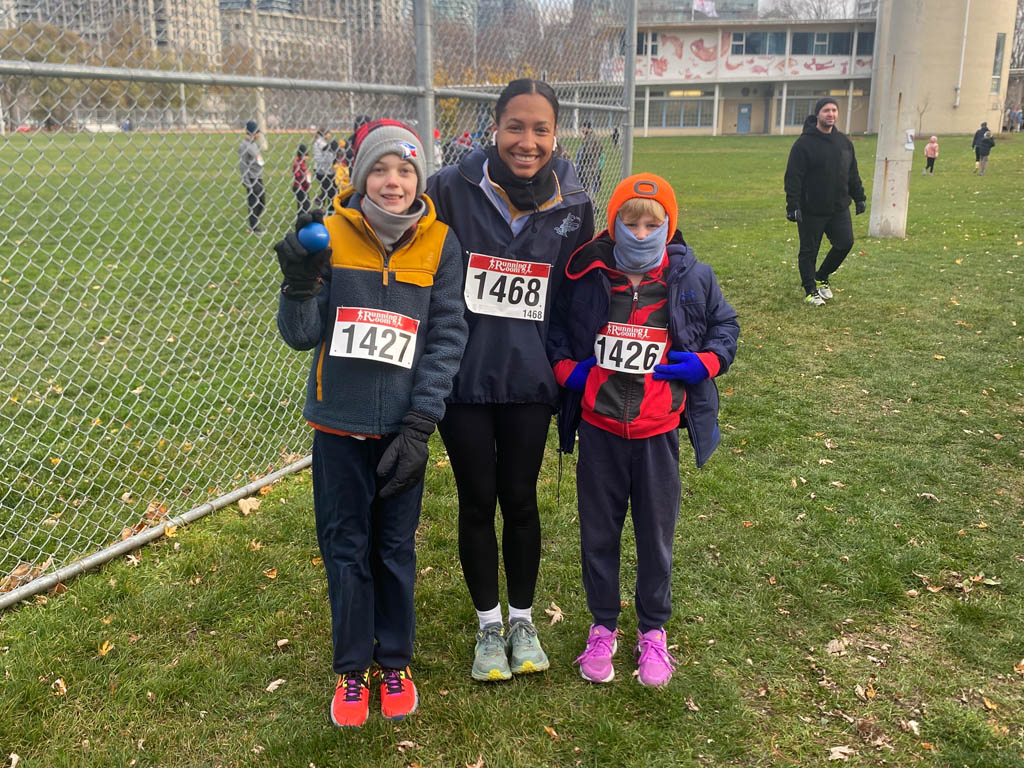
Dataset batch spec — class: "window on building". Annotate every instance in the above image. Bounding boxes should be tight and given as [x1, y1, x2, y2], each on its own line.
[637, 31, 659, 56]
[991, 32, 1005, 94]
[732, 32, 744, 55]
[634, 101, 645, 128]
[790, 32, 812, 54]
[745, 32, 764, 54]
[814, 32, 828, 55]
[767, 32, 787, 55]
[777, 98, 817, 126]
[856, 30, 874, 55]
[828, 32, 851, 55]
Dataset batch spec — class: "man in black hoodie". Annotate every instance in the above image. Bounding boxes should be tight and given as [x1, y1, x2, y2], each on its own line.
[784, 97, 866, 306]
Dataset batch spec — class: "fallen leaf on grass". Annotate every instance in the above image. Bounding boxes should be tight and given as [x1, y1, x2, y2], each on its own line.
[1013, 659, 1024, 676]
[828, 481, 845, 488]
[163, 524, 178, 538]
[900, 719, 921, 736]
[276, 639, 289, 648]
[921, 742, 935, 751]
[265, 678, 285, 692]
[828, 745, 855, 761]
[10, 754, 20, 768]
[125, 554, 141, 567]
[396, 740, 419, 752]
[263, 568, 277, 579]
[916, 492, 939, 502]
[686, 697, 700, 711]
[826, 637, 848, 656]
[544, 602, 563, 625]
[238, 498, 261, 516]
[543, 725, 558, 740]
[982, 695, 998, 711]
[52, 678, 67, 696]
[248, 540, 263, 552]
[933, 354, 945, 360]
[466, 756, 485, 768]
[824, 438, 838, 450]
[98, 640, 114, 657]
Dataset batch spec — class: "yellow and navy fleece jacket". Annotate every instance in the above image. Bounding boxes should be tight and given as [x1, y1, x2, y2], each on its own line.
[277, 188, 468, 436]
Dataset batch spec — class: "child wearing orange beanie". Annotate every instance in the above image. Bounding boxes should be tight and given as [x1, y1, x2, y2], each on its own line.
[547, 173, 739, 687]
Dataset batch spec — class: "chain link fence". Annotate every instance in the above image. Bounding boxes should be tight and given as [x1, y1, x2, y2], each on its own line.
[0, 0, 634, 607]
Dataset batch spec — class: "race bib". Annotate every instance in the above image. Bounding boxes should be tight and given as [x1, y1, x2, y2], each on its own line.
[594, 323, 668, 374]
[329, 307, 419, 369]
[464, 253, 550, 321]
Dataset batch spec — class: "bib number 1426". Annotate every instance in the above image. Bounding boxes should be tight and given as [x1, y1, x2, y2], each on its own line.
[464, 253, 550, 321]
[593, 323, 668, 374]
[329, 307, 420, 369]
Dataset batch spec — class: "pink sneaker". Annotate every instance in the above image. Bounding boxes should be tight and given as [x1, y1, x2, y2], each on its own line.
[574, 624, 619, 683]
[634, 628, 677, 687]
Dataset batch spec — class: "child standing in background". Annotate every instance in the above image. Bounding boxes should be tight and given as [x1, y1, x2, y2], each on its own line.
[292, 144, 312, 213]
[923, 136, 939, 176]
[547, 173, 738, 687]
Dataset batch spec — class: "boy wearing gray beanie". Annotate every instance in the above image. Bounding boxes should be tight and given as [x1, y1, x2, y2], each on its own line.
[274, 117, 467, 728]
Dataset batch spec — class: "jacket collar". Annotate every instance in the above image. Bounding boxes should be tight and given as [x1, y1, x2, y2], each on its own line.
[456, 147, 590, 210]
[566, 229, 691, 280]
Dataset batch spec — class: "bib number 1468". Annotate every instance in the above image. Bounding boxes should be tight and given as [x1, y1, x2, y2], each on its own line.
[464, 253, 550, 321]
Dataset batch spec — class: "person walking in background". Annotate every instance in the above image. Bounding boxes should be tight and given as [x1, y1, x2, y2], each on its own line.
[783, 97, 866, 307]
[313, 127, 335, 210]
[923, 135, 939, 176]
[971, 121, 988, 172]
[426, 78, 595, 683]
[977, 130, 995, 176]
[274, 119, 468, 728]
[238, 119, 266, 234]
[547, 173, 738, 687]
[575, 121, 605, 199]
[292, 143, 312, 214]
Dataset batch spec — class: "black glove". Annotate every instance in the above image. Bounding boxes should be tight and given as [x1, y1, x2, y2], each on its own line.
[295, 208, 325, 234]
[376, 411, 435, 499]
[855, 200, 866, 215]
[273, 231, 331, 301]
[786, 208, 803, 223]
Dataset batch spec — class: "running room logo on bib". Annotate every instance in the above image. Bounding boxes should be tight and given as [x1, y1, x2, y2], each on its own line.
[464, 253, 550, 321]
[329, 307, 419, 369]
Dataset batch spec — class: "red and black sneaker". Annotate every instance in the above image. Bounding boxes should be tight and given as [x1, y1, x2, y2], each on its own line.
[329, 669, 370, 728]
[378, 666, 419, 721]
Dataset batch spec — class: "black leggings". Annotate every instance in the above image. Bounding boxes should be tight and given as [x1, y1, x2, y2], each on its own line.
[439, 403, 551, 611]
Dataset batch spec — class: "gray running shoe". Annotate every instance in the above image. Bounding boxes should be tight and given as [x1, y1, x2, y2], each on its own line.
[506, 618, 550, 675]
[472, 622, 512, 681]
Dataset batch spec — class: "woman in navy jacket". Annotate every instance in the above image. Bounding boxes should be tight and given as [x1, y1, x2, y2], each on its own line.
[426, 78, 595, 681]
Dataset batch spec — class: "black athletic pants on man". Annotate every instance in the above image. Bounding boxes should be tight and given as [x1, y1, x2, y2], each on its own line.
[438, 403, 550, 612]
[797, 207, 853, 294]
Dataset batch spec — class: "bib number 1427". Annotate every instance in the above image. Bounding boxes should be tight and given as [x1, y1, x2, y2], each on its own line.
[464, 253, 550, 321]
[329, 307, 420, 369]
[593, 323, 668, 374]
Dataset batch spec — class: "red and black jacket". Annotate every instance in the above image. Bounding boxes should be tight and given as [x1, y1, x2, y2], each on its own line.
[547, 230, 739, 466]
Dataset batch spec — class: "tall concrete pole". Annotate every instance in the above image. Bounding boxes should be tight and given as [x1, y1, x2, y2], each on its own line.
[414, 0, 436, 177]
[867, 0, 924, 239]
[622, 0, 637, 178]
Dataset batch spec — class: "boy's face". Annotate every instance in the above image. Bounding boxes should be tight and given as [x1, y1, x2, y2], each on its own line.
[621, 211, 664, 241]
[365, 154, 418, 213]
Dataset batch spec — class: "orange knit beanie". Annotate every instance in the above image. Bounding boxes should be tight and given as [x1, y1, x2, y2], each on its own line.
[606, 173, 677, 243]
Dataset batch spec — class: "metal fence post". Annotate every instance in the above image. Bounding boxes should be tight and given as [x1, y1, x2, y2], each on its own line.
[623, 0, 637, 178]
[414, 0, 436, 177]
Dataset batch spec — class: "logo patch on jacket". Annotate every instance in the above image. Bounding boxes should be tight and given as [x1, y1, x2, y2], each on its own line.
[554, 213, 582, 238]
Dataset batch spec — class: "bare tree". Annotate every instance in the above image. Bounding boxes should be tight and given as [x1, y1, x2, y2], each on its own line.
[1012, 0, 1024, 69]
[761, 0, 851, 20]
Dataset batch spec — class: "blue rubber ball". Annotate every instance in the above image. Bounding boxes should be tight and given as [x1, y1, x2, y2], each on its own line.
[297, 222, 330, 252]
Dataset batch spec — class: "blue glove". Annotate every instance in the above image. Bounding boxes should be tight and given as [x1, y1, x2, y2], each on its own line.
[653, 351, 709, 384]
[564, 356, 597, 393]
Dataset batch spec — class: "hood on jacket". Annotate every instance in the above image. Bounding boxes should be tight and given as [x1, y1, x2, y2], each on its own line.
[566, 229, 690, 280]
[455, 147, 590, 207]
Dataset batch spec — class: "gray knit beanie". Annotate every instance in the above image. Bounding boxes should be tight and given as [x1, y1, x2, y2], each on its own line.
[351, 120, 426, 197]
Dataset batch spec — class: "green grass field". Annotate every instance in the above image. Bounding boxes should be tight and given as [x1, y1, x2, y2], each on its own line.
[1, 132, 1022, 767]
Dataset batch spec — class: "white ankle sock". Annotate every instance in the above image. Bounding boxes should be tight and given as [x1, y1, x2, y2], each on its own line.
[477, 605, 503, 630]
[508, 605, 532, 625]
